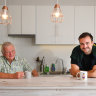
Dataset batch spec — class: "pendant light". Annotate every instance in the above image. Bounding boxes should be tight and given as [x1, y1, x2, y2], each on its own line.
[0, 0, 12, 25]
[51, 0, 63, 23]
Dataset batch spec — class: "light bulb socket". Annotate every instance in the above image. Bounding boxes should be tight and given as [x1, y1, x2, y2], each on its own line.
[2, 6, 8, 10]
[54, 4, 60, 8]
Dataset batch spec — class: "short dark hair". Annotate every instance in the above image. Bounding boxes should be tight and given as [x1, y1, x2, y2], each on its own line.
[78, 32, 93, 41]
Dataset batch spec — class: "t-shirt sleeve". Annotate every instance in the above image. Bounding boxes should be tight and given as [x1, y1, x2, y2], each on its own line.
[71, 57, 78, 64]
[70, 46, 79, 65]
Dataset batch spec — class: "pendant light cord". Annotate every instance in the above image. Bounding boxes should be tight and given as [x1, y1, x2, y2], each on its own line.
[57, 0, 58, 4]
[4, 0, 6, 6]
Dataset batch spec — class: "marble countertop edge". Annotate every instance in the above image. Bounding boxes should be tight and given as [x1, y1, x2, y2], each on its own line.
[0, 86, 96, 90]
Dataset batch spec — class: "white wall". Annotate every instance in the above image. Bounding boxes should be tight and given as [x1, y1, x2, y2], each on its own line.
[8, 36, 77, 71]
[0, 25, 77, 72]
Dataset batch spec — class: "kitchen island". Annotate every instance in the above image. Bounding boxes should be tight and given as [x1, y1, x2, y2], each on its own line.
[0, 75, 96, 96]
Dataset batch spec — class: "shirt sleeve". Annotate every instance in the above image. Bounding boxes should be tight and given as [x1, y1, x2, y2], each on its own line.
[71, 57, 78, 64]
[70, 45, 80, 65]
[0, 57, 4, 72]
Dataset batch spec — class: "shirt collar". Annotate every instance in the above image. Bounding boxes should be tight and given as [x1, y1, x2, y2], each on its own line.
[14, 55, 19, 61]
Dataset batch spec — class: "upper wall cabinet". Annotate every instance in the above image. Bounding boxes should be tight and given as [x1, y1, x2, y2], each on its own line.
[36, 6, 55, 44]
[56, 6, 74, 44]
[74, 6, 94, 44]
[22, 5, 35, 34]
[7, 5, 21, 35]
[95, 6, 96, 42]
[7, 5, 35, 35]
[36, 6, 74, 44]
[0, 5, 8, 43]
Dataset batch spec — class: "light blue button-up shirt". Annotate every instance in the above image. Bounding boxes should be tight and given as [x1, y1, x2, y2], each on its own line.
[0, 56, 32, 73]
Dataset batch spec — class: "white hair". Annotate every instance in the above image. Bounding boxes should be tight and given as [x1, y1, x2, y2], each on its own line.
[1, 42, 15, 54]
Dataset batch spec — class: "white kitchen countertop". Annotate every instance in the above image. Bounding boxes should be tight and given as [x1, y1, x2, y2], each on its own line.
[0, 75, 96, 90]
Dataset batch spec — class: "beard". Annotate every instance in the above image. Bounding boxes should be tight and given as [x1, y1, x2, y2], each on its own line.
[81, 47, 91, 55]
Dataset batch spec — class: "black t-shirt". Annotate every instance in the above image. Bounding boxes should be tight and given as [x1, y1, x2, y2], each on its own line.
[71, 53, 94, 71]
[81, 53, 93, 71]
[71, 45, 96, 71]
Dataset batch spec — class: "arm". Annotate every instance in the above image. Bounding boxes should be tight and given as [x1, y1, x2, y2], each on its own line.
[70, 64, 80, 77]
[88, 65, 96, 78]
[70, 64, 96, 78]
[0, 72, 24, 79]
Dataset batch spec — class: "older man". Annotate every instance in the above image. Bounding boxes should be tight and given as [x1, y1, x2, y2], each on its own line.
[0, 42, 38, 79]
[70, 32, 96, 78]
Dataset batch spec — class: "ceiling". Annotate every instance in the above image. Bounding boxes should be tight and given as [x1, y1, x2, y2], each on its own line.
[0, 0, 96, 6]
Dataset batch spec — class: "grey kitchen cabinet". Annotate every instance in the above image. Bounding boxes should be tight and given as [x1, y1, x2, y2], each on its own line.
[0, 5, 8, 43]
[55, 6, 74, 44]
[22, 5, 35, 34]
[36, 6, 75, 44]
[36, 6, 55, 44]
[7, 5, 35, 35]
[74, 6, 94, 44]
[7, 5, 95, 44]
[95, 6, 96, 42]
[7, 5, 22, 35]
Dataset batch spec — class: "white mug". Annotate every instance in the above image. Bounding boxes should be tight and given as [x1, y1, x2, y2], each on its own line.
[25, 71, 32, 79]
[76, 71, 87, 80]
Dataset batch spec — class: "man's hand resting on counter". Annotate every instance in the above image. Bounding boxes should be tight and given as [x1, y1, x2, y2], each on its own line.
[32, 69, 39, 77]
[14, 72, 24, 79]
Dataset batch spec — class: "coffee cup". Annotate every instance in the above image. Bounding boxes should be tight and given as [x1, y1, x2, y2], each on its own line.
[76, 71, 87, 80]
[25, 71, 32, 79]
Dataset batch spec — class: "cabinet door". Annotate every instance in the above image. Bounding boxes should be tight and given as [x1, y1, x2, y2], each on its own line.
[36, 6, 55, 44]
[56, 6, 74, 44]
[75, 6, 94, 44]
[0, 5, 8, 43]
[94, 6, 96, 42]
[22, 5, 35, 34]
[7, 5, 21, 35]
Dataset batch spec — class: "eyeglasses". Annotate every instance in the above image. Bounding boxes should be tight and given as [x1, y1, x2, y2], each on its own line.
[4, 50, 15, 54]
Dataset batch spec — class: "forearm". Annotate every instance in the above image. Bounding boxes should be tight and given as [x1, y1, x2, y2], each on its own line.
[88, 70, 96, 78]
[0, 72, 24, 79]
[0, 72, 15, 79]
[70, 64, 80, 77]
[70, 69, 80, 77]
